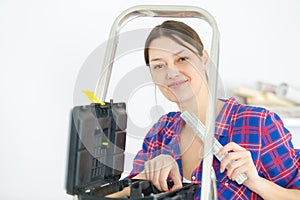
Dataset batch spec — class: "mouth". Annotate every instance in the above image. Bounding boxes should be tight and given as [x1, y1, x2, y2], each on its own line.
[168, 80, 188, 89]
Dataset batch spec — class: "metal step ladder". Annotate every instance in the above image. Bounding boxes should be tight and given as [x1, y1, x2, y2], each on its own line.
[94, 5, 221, 200]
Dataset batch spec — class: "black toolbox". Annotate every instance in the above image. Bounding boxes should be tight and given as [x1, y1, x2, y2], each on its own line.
[65, 100, 197, 199]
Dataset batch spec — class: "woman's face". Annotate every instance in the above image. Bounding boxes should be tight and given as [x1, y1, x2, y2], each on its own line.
[148, 36, 209, 104]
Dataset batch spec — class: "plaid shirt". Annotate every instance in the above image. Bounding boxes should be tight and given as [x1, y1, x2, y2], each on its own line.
[128, 97, 300, 199]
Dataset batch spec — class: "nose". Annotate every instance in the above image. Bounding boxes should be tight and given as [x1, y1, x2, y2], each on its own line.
[166, 68, 179, 80]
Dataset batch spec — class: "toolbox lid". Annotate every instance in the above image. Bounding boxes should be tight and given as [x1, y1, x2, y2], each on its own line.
[66, 101, 127, 195]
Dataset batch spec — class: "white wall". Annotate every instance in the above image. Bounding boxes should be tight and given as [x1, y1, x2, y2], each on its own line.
[0, 0, 299, 200]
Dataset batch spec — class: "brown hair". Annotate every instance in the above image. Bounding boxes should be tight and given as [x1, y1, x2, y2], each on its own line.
[144, 20, 204, 66]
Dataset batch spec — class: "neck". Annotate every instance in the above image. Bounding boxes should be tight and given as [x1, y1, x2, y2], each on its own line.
[177, 93, 208, 125]
[177, 95, 224, 126]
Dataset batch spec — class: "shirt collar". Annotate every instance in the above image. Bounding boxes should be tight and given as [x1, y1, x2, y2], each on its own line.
[177, 97, 239, 137]
[215, 97, 239, 137]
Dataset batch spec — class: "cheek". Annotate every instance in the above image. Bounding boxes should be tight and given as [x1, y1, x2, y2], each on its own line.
[188, 58, 206, 73]
[190, 75, 206, 91]
[189, 64, 207, 84]
[151, 73, 165, 85]
[186, 69, 207, 93]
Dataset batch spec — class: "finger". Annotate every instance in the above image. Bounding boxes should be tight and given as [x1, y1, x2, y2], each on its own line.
[148, 160, 155, 181]
[220, 151, 243, 173]
[158, 168, 170, 192]
[230, 162, 249, 182]
[144, 161, 150, 180]
[152, 167, 164, 191]
[169, 165, 182, 191]
[217, 142, 246, 158]
[145, 160, 157, 181]
[226, 156, 247, 179]
[230, 152, 252, 180]
[156, 160, 180, 192]
[219, 148, 247, 173]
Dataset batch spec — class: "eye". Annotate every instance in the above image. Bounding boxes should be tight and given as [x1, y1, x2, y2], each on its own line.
[151, 64, 164, 70]
[178, 57, 189, 62]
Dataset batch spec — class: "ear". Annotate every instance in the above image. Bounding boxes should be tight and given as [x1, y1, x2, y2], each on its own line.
[201, 49, 210, 70]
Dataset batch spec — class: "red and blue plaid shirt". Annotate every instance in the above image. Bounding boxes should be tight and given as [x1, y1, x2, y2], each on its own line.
[128, 97, 300, 199]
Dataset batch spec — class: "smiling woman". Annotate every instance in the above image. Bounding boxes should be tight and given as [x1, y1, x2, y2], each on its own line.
[145, 21, 210, 117]
[120, 20, 300, 200]
[148, 36, 207, 105]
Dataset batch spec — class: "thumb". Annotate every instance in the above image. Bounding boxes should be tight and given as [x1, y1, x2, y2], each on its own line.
[168, 165, 182, 191]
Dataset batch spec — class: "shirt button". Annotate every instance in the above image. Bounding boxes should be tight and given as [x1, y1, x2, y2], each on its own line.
[224, 181, 229, 187]
[192, 176, 196, 180]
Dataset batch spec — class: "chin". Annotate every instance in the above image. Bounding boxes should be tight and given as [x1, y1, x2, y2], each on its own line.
[165, 92, 196, 104]
[159, 86, 198, 104]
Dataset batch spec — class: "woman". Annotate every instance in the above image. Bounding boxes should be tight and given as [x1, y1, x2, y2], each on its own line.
[109, 20, 300, 199]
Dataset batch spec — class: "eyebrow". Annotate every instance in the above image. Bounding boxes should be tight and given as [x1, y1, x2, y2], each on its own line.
[150, 50, 185, 62]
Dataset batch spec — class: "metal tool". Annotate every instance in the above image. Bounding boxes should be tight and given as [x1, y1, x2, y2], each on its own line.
[181, 111, 248, 185]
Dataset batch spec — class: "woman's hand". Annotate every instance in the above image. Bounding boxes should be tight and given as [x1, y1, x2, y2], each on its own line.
[217, 142, 260, 188]
[217, 142, 300, 200]
[106, 155, 181, 198]
[143, 154, 182, 192]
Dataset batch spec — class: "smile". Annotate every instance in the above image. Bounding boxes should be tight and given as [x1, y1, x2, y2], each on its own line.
[168, 80, 188, 89]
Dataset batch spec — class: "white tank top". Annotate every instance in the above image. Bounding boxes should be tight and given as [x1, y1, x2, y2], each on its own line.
[182, 177, 192, 183]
